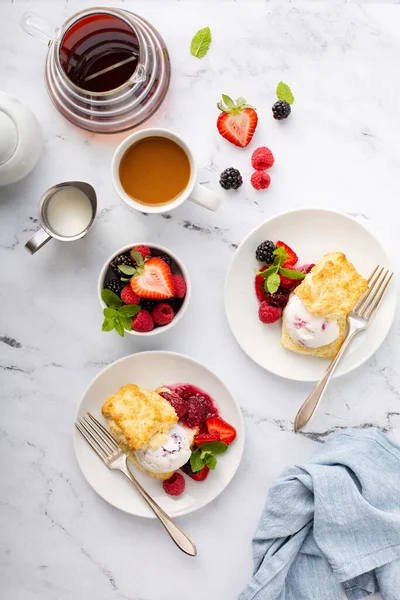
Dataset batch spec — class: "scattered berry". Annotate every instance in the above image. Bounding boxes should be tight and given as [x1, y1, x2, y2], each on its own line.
[132, 245, 151, 261]
[256, 240, 276, 263]
[182, 462, 210, 481]
[272, 100, 291, 120]
[276, 241, 298, 266]
[251, 147, 275, 170]
[140, 298, 157, 313]
[279, 266, 302, 290]
[298, 264, 315, 274]
[152, 303, 175, 326]
[130, 257, 174, 299]
[255, 275, 266, 302]
[131, 310, 154, 332]
[172, 274, 186, 299]
[206, 417, 237, 445]
[217, 95, 258, 148]
[258, 301, 282, 324]
[194, 433, 220, 446]
[110, 253, 135, 276]
[251, 171, 271, 190]
[264, 289, 289, 309]
[121, 285, 141, 305]
[219, 167, 243, 190]
[158, 389, 187, 418]
[182, 395, 213, 428]
[168, 297, 184, 313]
[104, 279, 124, 297]
[163, 472, 185, 496]
[156, 253, 172, 267]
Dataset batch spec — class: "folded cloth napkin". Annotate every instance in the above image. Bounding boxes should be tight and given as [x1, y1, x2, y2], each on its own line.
[239, 429, 400, 600]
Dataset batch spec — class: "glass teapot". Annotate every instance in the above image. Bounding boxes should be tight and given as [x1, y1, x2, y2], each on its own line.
[21, 7, 171, 134]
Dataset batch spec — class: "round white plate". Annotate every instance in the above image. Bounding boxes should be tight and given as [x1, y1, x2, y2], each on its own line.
[73, 351, 244, 518]
[225, 209, 396, 382]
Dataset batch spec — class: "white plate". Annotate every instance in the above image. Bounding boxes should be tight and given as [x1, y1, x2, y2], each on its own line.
[225, 209, 396, 382]
[73, 351, 244, 518]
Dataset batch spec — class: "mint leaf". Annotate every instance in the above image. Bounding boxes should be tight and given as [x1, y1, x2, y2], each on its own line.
[101, 288, 123, 309]
[130, 249, 145, 265]
[276, 81, 294, 105]
[266, 272, 281, 294]
[205, 454, 217, 470]
[190, 449, 205, 472]
[190, 27, 212, 59]
[118, 265, 136, 276]
[198, 441, 228, 455]
[120, 277, 131, 282]
[279, 267, 306, 280]
[118, 304, 141, 317]
[256, 265, 278, 279]
[120, 316, 133, 331]
[104, 307, 117, 319]
[102, 318, 115, 332]
[114, 318, 125, 337]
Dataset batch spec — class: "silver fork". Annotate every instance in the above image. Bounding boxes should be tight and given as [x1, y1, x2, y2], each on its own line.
[294, 266, 393, 432]
[75, 413, 197, 556]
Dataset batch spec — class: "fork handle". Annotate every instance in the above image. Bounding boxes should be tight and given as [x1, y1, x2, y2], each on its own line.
[121, 465, 197, 556]
[294, 328, 360, 432]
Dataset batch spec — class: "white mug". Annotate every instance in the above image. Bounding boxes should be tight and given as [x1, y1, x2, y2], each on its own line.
[111, 128, 220, 213]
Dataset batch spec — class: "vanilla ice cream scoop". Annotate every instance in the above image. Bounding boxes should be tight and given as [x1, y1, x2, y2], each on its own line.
[284, 294, 340, 349]
[134, 424, 192, 474]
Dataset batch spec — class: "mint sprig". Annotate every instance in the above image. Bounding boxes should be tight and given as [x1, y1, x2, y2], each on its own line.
[276, 81, 294, 105]
[255, 246, 305, 294]
[190, 27, 212, 59]
[190, 440, 228, 473]
[101, 289, 140, 337]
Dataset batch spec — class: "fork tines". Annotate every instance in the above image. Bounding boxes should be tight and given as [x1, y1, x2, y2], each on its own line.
[353, 266, 393, 320]
[75, 413, 119, 462]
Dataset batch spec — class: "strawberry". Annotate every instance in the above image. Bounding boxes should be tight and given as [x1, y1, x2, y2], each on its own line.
[217, 95, 258, 148]
[279, 266, 302, 290]
[194, 433, 220, 446]
[276, 241, 298, 266]
[188, 465, 209, 482]
[206, 417, 237, 445]
[130, 257, 174, 299]
[255, 274, 266, 302]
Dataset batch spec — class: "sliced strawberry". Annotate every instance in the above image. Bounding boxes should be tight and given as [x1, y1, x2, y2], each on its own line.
[279, 267, 302, 290]
[276, 241, 298, 266]
[130, 257, 174, 299]
[217, 95, 258, 148]
[188, 465, 209, 482]
[206, 417, 237, 445]
[194, 433, 220, 446]
[255, 274, 266, 302]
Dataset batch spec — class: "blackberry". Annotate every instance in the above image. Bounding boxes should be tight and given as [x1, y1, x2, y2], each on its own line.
[140, 298, 157, 313]
[110, 253, 135, 276]
[181, 460, 194, 476]
[265, 289, 289, 309]
[157, 253, 172, 267]
[256, 240, 276, 263]
[105, 279, 124, 297]
[168, 298, 183, 313]
[272, 100, 291, 120]
[219, 168, 243, 190]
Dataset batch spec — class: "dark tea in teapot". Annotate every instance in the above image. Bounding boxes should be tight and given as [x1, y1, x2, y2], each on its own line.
[59, 13, 140, 93]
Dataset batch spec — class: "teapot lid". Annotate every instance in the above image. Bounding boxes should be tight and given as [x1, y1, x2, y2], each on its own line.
[0, 111, 18, 166]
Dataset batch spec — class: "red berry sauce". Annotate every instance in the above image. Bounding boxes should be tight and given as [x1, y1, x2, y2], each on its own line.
[165, 383, 220, 429]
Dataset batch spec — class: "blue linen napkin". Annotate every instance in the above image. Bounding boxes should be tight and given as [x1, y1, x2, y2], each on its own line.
[239, 429, 400, 600]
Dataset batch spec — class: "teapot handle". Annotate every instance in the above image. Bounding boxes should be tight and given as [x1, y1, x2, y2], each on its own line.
[20, 12, 58, 46]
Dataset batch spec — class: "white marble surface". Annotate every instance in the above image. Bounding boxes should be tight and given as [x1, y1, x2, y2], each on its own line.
[1, 1, 400, 599]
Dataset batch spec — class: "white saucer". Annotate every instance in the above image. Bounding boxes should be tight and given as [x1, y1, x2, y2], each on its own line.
[73, 351, 244, 518]
[225, 209, 396, 382]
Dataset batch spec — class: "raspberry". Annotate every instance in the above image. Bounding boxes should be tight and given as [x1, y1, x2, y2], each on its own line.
[251, 147, 275, 170]
[152, 303, 174, 326]
[172, 274, 187, 299]
[264, 289, 289, 309]
[258, 302, 282, 324]
[132, 245, 151, 261]
[298, 264, 315, 274]
[255, 275, 266, 302]
[121, 285, 141, 305]
[251, 171, 271, 190]
[158, 389, 188, 419]
[181, 395, 212, 428]
[279, 266, 302, 290]
[131, 309, 154, 332]
[163, 473, 185, 496]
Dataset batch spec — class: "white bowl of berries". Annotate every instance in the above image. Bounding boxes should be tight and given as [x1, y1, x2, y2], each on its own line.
[98, 244, 190, 336]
